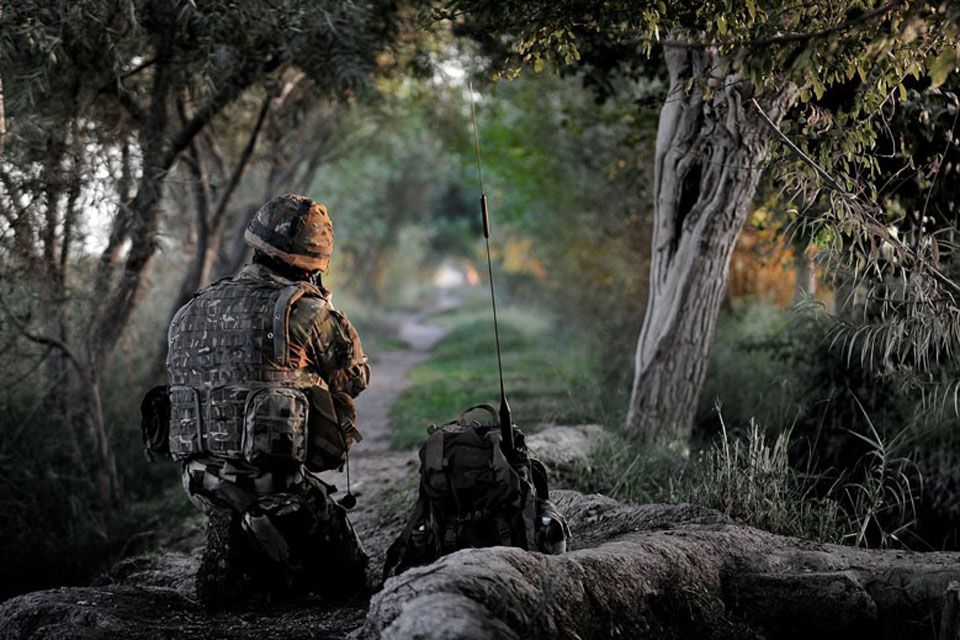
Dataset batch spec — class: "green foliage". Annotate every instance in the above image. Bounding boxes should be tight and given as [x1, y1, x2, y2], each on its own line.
[462, 69, 652, 409]
[391, 296, 604, 450]
[691, 303, 949, 546]
[675, 419, 848, 543]
[697, 302, 803, 432]
[575, 413, 921, 546]
[0, 384, 193, 599]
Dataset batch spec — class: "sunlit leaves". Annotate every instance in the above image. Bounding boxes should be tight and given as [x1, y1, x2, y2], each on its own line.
[927, 48, 960, 89]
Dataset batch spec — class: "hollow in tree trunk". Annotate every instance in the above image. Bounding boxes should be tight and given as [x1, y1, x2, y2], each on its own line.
[626, 45, 799, 442]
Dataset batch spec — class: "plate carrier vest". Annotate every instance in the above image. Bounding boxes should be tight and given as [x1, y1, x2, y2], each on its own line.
[166, 274, 327, 469]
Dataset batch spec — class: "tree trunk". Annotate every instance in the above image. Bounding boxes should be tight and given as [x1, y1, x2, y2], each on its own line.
[83, 368, 119, 508]
[626, 45, 799, 442]
[0, 0, 5, 159]
[361, 491, 960, 640]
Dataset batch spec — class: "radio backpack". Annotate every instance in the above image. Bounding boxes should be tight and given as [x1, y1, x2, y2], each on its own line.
[383, 405, 569, 578]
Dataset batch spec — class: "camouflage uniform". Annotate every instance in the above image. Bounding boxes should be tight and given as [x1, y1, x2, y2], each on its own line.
[165, 195, 370, 605]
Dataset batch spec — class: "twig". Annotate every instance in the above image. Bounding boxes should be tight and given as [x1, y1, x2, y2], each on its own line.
[0, 291, 85, 375]
[921, 106, 960, 222]
[749, 97, 960, 297]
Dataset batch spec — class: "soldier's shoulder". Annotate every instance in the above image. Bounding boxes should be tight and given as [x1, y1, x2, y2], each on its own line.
[289, 292, 334, 330]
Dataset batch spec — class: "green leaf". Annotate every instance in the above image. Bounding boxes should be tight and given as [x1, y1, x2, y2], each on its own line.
[812, 78, 825, 100]
[717, 14, 728, 36]
[927, 49, 958, 89]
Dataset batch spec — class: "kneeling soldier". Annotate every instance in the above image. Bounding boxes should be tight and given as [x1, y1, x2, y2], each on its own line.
[165, 193, 370, 608]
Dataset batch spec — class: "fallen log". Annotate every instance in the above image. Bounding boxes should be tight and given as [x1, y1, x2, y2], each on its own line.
[358, 491, 960, 640]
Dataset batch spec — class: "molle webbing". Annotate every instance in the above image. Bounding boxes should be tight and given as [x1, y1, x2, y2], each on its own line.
[166, 277, 322, 460]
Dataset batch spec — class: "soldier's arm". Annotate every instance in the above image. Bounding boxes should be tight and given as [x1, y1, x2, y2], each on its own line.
[288, 295, 370, 393]
[289, 295, 370, 444]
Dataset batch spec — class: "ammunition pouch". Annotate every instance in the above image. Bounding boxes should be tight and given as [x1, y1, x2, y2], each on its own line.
[243, 387, 308, 469]
[168, 382, 354, 472]
[140, 385, 171, 460]
[304, 385, 352, 473]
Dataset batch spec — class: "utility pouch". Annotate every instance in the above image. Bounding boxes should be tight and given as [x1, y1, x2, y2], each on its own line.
[304, 385, 349, 472]
[140, 385, 171, 461]
[242, 387, 308, 468]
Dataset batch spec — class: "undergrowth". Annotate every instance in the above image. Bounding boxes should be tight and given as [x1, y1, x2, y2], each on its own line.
[392, 296, 926, 548]
[573, 411, 921, 546]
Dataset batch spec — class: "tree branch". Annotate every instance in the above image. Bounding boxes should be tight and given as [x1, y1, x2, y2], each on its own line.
[0, 292, 85, 377]
[669, 1, 904, 49]
[162, 59, 281, 169]
[209, 90, 273, 230]
[749, 96, 960, 298]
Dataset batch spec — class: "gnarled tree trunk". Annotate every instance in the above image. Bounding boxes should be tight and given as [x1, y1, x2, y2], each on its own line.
[361, 491, 960, 640]
[626, 45, 799, 442]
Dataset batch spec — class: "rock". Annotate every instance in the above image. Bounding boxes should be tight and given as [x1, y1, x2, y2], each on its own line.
[526, 425, 605, 482]
[0, 586, 190, 640]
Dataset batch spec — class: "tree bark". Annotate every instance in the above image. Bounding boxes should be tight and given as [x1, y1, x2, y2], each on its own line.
[0, 0, 5, 159]
[626, 45, 799, 442]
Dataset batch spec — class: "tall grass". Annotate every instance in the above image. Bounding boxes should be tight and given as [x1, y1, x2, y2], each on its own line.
[574, 410, 922, 546]
[672, 417, 847, 542]
[840, 407, 921, 548]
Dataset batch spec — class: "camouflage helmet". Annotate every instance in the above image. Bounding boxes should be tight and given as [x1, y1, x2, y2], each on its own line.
[245, 193, 333, 272]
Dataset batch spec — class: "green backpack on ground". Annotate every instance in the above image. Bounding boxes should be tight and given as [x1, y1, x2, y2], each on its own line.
[383, 405, 570, 578]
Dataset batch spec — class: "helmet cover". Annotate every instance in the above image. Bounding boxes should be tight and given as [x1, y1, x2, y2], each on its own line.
[244, 193, 333, 272]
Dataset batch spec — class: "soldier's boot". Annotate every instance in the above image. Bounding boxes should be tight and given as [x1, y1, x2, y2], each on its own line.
[302, 505, 369, 598]
[196, 505, 255, 610]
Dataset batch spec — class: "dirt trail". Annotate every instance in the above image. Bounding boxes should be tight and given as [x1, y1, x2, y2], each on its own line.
[341, 302, 451, 458]
[321, 300, 456, 580]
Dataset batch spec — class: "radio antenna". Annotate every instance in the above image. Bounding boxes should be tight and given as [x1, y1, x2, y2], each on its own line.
[468, 82, 514, 450]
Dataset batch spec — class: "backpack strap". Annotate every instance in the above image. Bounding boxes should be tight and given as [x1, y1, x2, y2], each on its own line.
[423, 428, 446, 474]
[383, 486, 430, 579]
[457, 404, 498, 426]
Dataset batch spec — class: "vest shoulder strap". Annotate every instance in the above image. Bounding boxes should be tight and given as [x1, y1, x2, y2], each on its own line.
[273, 282, 326, 366]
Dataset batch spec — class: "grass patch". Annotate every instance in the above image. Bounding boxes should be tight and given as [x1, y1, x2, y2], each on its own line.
[570, 412, 923, 546]
[374, 337, 410, 352]
[573, 421, 848, 543]
[372, 474, 420, 521]
[390, 301, 603, 450]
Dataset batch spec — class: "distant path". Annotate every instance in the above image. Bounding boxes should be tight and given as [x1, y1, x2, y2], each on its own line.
[319, 291, 459, 512]
[351, 300, 454, 454]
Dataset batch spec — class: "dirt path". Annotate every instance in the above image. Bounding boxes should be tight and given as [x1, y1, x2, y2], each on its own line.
[322, 299, 455, 501]
[345, 303, 451, 456]
[319, 301, 456, 582]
